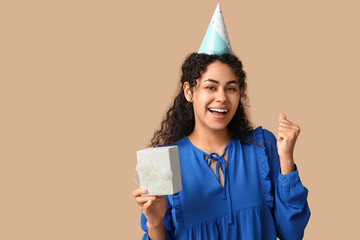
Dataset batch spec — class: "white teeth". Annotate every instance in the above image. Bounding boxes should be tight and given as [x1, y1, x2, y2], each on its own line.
[209, 108, 228, 113]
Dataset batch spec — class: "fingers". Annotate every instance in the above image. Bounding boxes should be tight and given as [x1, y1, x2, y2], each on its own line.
[278, 127, 300, 143]
[278, 113, 300, 132]
[141, 196, 164, 210]
[142, 199, 153, 210]
[132, 188, 152, 207]
[132, 188, 164, 212]
[278, 113, 287, 122]
[278, 122, 300, 131]
[132, 187, 147, 198]
[278, 122, 300, 133]
[136, 196, 156, 207]
[277, 113, 301, 145]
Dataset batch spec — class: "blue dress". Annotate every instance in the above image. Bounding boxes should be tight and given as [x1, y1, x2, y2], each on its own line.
[141, 126, 310, 239]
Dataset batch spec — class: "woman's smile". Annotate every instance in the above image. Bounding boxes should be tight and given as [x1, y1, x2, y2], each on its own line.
[208, 107, 229, 119]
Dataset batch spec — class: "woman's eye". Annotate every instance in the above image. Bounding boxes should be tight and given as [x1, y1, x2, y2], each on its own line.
[227, 87, 236, 91]
[206, 86, 216, 90]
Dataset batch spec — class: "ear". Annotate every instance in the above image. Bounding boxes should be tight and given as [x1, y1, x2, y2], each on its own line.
[183, 82, 193, 102]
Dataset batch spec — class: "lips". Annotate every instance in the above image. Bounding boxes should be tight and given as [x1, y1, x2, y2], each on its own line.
[208, 108, 228, 119]
[208, 108, 228, 114]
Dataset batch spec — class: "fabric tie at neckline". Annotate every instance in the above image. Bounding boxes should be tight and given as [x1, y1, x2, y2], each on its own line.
[204, 148, 233, 224]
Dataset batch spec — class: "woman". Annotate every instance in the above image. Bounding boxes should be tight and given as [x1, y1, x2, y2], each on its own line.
[132, 53, 310, 240]
[132, 4, 310, 239]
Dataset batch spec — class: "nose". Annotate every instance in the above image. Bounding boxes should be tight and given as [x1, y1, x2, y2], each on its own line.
[215, 89, 228, 103]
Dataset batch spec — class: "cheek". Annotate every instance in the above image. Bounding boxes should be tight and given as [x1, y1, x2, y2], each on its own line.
[193, 99, 211, 115]
[230, 94, 240, 104]
[231, 97, 241, 112]
[195, 93, 211, 105]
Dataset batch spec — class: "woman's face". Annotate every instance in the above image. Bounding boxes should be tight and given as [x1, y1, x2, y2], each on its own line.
[184, 60, 240, 134]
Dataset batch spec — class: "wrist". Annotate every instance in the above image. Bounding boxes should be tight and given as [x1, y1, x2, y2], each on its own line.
[147, 220, 164, 230]
[278, 152, 293, 161]
[147, 220, 166, 240]
[279, 157, 295, 175]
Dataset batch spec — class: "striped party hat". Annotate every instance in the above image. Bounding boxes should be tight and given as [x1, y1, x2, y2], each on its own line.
[198, 3, 233, 55]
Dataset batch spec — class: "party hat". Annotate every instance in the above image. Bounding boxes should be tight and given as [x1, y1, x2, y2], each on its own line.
[198, 3, 233, 55]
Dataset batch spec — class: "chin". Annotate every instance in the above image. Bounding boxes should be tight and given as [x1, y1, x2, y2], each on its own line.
[207, 123, 230, 132]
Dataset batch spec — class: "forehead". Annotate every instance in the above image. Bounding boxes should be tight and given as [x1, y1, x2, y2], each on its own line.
[199, 61, 236, 83]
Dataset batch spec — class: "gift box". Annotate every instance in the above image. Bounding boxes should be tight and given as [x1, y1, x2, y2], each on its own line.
[136, 146, 182, 196]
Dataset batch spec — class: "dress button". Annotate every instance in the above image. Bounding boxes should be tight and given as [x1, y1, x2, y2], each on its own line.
[283, 178, 288, 183]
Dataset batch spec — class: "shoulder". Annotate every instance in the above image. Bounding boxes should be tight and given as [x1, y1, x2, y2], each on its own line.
[247, 126, 278, 155]
[262, 128, 277, 145]
[248, 126, 276, 144]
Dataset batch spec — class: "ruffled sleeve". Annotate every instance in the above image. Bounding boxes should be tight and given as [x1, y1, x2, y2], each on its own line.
[252, 126, 274, 210]
[262, 128, 311, 240]
[140, 195, 174, 240]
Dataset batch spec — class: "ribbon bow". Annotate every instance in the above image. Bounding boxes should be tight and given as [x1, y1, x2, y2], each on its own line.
[205, 149, 233, 224]
[137, 158, 173, 195]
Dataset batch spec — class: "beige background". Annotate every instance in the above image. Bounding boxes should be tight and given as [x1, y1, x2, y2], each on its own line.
[1, 0, 359, 239]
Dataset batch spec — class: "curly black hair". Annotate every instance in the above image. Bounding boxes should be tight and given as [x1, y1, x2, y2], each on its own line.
[149, 53, 254, 147]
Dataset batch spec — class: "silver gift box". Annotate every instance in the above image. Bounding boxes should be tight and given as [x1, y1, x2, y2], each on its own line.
[136, 146, 182, 196]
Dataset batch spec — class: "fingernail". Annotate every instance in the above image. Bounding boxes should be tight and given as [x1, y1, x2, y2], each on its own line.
[141, 188, 146, 193]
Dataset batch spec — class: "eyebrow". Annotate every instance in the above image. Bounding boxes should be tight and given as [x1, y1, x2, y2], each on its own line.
[204, 79, 239, 85]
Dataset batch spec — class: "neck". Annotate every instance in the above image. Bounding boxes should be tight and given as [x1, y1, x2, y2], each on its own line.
[188, 125, 232, 154]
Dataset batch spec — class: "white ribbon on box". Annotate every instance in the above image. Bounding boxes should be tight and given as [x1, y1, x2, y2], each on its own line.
[137, 157, 173, 195]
